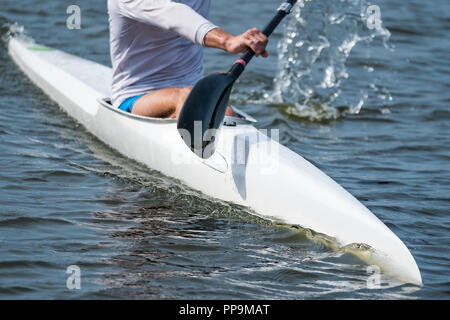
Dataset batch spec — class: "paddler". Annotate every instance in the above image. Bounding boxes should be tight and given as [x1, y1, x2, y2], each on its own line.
[108, 0, 269, 118]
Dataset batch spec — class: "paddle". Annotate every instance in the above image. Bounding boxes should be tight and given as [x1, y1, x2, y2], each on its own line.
[177, 0, 297, 159]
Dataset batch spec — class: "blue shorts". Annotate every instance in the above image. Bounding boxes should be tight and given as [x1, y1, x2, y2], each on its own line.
[118, 95, 144, 113]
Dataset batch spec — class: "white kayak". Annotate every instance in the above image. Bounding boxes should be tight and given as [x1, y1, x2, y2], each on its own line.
[8, 37, 422, 285]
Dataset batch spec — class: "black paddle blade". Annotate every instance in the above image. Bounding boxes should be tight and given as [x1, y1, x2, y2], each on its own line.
[177, 73, 235, 159]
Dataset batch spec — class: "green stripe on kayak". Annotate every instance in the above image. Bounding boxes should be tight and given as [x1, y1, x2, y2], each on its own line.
[27, 45, 55, 52]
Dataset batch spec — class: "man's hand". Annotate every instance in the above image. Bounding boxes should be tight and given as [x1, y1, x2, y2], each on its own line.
[204, 28, 268, 57]
[224, 28, 268, 57]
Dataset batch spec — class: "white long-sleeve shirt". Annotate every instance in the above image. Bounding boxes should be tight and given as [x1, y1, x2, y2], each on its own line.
[108, 0, 217, 107]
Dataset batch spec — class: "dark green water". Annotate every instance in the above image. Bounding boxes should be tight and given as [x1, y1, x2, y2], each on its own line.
[0, 0, 448, 299]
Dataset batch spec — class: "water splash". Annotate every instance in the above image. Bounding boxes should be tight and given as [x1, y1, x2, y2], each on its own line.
[268, 0, 392, 122]
[1, 22, 34, 47]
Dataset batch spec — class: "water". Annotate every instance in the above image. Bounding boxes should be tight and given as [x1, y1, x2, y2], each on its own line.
[0, 0, 449, 299]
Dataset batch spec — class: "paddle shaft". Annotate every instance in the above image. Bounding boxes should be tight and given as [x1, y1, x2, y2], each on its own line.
[228, 0, 297, 80]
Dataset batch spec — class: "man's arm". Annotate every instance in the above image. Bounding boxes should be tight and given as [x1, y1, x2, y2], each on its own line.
[204, 28, 268, 58]
[118, 0, 217, 46]
[119, 0, 268, 57]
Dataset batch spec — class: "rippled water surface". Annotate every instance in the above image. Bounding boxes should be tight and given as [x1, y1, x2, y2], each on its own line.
[0, 0, 449, 299]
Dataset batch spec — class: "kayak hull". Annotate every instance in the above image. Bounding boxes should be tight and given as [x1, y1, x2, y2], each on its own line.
[8, 37, 422, 285]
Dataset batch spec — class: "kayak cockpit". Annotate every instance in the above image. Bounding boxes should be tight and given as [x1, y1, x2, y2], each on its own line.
[97, 97, 257, 125]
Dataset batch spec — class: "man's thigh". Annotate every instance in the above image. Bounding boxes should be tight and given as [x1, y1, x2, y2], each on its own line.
[131, 87, 192, 118]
